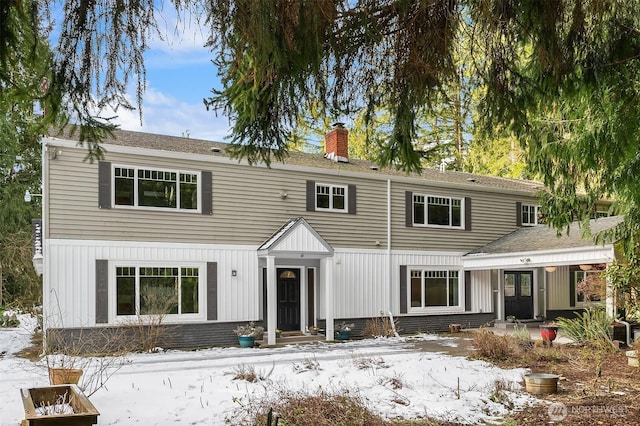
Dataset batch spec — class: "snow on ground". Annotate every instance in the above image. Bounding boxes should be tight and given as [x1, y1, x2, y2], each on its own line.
[0, 315, 535, 425]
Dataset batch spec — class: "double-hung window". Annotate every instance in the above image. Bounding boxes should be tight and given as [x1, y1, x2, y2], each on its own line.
[413, 194, 463, 227]
[410, 269, 460, 309]
[114, 166, 199, 211]
[521, 204, 541, 226]
[316, 183, 346, 211]
[116, 266, 201, 317]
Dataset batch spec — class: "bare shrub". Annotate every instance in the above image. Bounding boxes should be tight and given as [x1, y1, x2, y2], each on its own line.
[42, 327, 129, 397]
[292, 355, 320, 373]
[352, 356, 389, 370]
[226, 363, 274, 383]
[378, 372, 405, 390]
[363, 313, 401, 338]
[472, 328, 514, 360]
[119, 285, 178, 352]
[488, 378, 515, 408]
[247, 389, 392, 426]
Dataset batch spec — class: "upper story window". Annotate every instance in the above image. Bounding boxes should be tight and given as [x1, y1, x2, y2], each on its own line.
[410, 269, 460, 309]
[114, 166, 199, 211]
[316, 183, 346, 211]
[520, 204, 541, 226]
[413, 194, 463, 228]
[306, 181, 355, 214]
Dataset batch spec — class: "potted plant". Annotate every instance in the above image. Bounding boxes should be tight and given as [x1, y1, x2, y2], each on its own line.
[308, 325, 320, 335]
[233, 322, 264, 348]
[539, 322, 559, 346]
[335, 322, 355, 340]
[275, 328, 282, 338]
[506, 315, 516, 323]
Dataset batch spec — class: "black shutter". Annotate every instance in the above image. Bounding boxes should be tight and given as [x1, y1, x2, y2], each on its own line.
[95, 260, 108, 324]
[347, 185, 356, 214]
[464, 197, 472, 231]
[207, 262, 218, 320]
[569, 269, 576, 307]
[201, 171, 213, 215]
[465, 271, 472, 311]
[516, 202, 522, 226]
[400, 265, 407, 314]
[405, 191, 413, 227]
[98, 161, 111, 209]
[306, 181, 316, 211]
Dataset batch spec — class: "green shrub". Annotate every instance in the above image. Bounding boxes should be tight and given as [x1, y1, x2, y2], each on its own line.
[555, 307, 616, 351]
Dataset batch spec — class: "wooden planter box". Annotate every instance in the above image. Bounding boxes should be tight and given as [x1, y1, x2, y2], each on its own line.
[21, 384, 99, 426]
[49, 368, 83, 385]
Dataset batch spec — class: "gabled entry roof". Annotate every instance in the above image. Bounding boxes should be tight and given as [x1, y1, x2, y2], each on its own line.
[257, 217, 334, 258]
[463, 216, 622, 270]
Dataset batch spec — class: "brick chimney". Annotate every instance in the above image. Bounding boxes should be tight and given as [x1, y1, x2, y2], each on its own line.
[324, 122, 349, 163]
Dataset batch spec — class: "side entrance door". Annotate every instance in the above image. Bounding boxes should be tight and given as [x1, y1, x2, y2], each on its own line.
[504, 271, 534, 319]
[277, 268, 301, 331]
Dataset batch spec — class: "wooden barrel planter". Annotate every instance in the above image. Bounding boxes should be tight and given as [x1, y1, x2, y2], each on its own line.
[21, 384, 99, 426]
[524, 373, 559, 395]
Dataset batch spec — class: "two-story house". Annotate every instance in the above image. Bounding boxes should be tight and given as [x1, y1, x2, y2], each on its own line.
[39, 125, 619, 348]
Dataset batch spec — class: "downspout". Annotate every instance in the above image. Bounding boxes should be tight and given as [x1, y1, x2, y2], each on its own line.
[41, 139, 48, 350]
[387, 179, 392, 313]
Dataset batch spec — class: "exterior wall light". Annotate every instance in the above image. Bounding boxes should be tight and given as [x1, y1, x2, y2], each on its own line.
[24, 190, 42, 203]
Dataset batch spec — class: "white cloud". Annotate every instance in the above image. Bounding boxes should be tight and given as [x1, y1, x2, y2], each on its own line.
[100, 85, 232, 142]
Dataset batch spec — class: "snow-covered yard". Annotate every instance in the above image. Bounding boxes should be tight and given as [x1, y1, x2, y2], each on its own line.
[0, 315, 535, 425]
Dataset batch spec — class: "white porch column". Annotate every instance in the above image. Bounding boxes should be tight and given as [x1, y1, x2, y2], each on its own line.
[323, 257, 334, 341]
[606, 273, 616, 318]
[266, 256, 277, 345]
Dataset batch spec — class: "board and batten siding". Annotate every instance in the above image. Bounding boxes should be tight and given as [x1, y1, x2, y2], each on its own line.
[318, 249, 390, 319]
[46, 146, 388, 249]
[392, 182, 539, 252]
[547, 265, 572, 310]
[469, 270, 493, 314]
[44, 239, 260, 328]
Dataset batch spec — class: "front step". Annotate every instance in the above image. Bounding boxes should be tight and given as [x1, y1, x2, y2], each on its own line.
[260, 332, 325, 347]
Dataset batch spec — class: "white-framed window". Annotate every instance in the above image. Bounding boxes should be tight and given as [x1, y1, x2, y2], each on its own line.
[316, 183, 347, 211]
[413, 194, 463, 228]
[521, 204, 541, 226]
[410, 269, 461, 309]
[575, 270, 603, 304]
[114, 165, 200, 211]
[114, 264, 203, 319]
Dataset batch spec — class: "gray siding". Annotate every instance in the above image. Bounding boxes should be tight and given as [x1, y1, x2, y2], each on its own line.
[392, 182, 538, 252]
[47, 146, 538, 252]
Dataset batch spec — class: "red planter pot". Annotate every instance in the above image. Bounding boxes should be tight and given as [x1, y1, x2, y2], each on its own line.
[539, 325, 559, 345]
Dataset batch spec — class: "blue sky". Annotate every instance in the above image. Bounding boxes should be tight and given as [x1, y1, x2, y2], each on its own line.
[117, 14, 232, 142]
[52, 6, 232, 142]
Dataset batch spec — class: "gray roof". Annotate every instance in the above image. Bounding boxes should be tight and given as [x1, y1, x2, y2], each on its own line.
[51, 127, 544, 194]
[467, 216, 623, 255]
